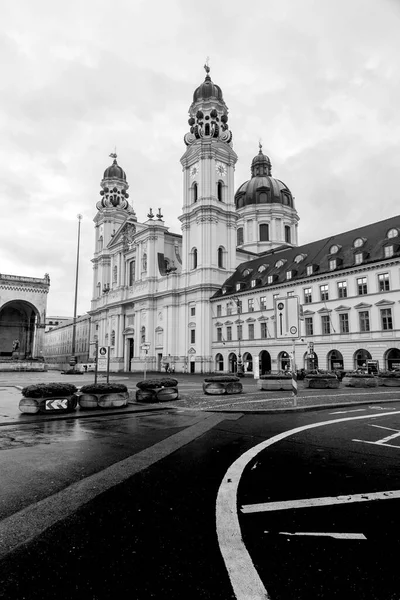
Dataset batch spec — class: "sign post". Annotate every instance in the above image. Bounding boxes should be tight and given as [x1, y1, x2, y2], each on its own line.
[97, 346, 110, 381]
[275, 296, 300, 406]
[141, 343, 150, 380]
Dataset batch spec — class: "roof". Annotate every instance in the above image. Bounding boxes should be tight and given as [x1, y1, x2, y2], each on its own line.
[212, 214, 400, 298]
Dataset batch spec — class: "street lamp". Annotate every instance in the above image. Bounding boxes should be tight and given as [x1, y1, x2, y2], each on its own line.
[71, 214, 82, 371]
[233, 296, 244, 377]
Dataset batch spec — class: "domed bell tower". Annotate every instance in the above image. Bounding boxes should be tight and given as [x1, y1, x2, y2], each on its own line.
[92, 153, 136, 299]
[179, 64, 238, 281]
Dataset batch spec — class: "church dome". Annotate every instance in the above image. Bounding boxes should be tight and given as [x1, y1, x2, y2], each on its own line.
[235, 146, 294, 209]
[193, 72, 224, 103]
[103, 155, 126, 181]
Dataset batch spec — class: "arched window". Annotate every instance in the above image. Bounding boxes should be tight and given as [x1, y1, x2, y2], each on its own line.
[111, 330, 115, 346]
[129, 260, 135, 285]
[259, 223, 269, 241]
[215, 353, 224, 372]
[237, 227, 244, 245]
[285, 225, 291, 243]
[97, 282, 101, 297]
[258, 191, 268, 204]
[142, 253, 147, 271]
[113, 265, 118, 284]
[98, 236, 103, 251]
[193, 182, 198, 203]
[217, 181, 223, 202]
[218, 247, 224, 268]
[141, 326, 146, 344]
[205, 123, 210, 136]
[192, 248, 198, 269]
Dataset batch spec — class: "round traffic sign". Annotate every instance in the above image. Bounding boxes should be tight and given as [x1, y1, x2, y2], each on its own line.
[290, 326, 297, 334]
[277, 302, 284, 310]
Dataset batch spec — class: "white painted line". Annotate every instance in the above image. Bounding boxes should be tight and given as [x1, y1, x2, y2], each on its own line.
[216, 409, 400, 600]
[241, 490, 400, 514]
[265, 531, 366, 540]
[330, 409, 366, 414]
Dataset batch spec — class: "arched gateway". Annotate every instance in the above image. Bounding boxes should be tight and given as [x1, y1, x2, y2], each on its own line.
[0, 274, 49, 366]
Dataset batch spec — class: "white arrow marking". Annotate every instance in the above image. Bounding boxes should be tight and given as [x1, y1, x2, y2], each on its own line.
[264, 531, 366, 540]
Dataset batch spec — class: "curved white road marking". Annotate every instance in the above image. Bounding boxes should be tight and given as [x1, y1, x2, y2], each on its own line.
[216, 409, 400, 600]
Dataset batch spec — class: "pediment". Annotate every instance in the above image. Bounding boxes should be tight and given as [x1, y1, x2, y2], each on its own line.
[375, 299, 395, 306]
[354, 302, 372, 309]
[335, 305, 351, 311]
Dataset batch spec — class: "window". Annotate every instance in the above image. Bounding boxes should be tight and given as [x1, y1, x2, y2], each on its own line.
[287, 291, 294, 297]
[357, 277, 368, 295]
[237, 324, 243, 340]
[248, 299, 254, 312]
[261, 322, 268, 339]
[227, 303, 233, 316]
[387, 228, 399, 239]
[259, 224, 269, 241]
[251, 279, 257, 288]
[354, 252, 363, 265]
[248, 324, 255, 340]
[217, 328, 222, 342]
[381, 308, 393, 330]
[384, 245, 394, 258]
[111, 330, 116, 346]
[337, 281, 347, 298]
[236, 300, 242, 313]
[378, 273, 390, 292]
[216, 305, 222, 317]
[97, 282, 101, 297]
[306, 265, 314, 276]
[305, 317, 313, 336]
[286, 271, 292, 280]
[190, 329, 196, 343]
[190, 306, 196, 316]
[359, 311, 370, 332]
[258, 264, 267, 273]
[353, 237, 365, 248]
[193, 182, 198, 203]
[304, 288, 312, 304]
[218, 247, 223, 268]
[129, 260, 136, 286]
[285, 225, 291, 243]
[330, 244, 340, 254]
[192, 248, 198, 269]
[339, 313, 349, 333]
[329, 259, 337, 271]
[226, 326, 232, 341]
[142, 253, 147, 271]
[113, 266, 118, 284]
[321, 315, 331, 335]
[217, 181, 223, 202]
[275, 259, 286, 268]
[267, 275, 274, 284]
[237, 227, 244, 245]
[260, 296, 266, 310]
[320, 285, 329, 301]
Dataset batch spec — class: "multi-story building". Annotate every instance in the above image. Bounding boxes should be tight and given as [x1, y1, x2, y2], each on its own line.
[45, 316, 72, 332]
[43, 314, 91, 369]
[211, 215, 400, 374]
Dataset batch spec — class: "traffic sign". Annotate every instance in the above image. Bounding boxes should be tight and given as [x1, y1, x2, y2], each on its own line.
[45, 399, 68, 410]
[275, 296, 300, 339]
[97, 346, 109, 372]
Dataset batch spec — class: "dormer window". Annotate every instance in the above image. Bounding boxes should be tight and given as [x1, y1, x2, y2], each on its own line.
[384, 245, 394, 258]
[294, 253, 307, 263]
[329, 244, 340, 254]
[275, 259, 286, 268]
[355, 252, 363, 265]
[267, 274, 278, 284]
[286, 271, 292, 280]
[242, 268, 252, 277]
[387, 228, 399, 239]
[251, 279, 261, 288]
[353, 237, 365, 248]
[258, 264, 268, 273]
[329, 258, 342, 271]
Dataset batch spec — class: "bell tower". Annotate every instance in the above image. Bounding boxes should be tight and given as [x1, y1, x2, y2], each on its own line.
[179, 64, 238, 281]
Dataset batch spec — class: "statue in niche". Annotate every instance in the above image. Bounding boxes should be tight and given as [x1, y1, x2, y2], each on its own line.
[12, 339, 20, 352]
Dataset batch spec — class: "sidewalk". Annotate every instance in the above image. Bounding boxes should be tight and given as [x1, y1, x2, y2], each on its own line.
[1, 371, 400, 424]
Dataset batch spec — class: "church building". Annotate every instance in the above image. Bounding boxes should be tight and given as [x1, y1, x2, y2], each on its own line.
[89, 65, 400, 375]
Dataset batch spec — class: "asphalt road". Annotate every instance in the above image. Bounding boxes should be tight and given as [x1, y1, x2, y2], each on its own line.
[1, 402, 400, 599]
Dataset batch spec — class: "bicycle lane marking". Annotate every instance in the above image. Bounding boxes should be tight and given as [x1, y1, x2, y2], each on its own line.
[215, 409, 400, 600]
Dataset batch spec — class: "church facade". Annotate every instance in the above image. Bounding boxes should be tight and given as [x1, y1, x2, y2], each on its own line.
[89, 66, 400, 375]
[89, 66, 299, 373]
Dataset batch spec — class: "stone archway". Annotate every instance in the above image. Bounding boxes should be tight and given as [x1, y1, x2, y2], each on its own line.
[0, 301, 40, 359]
[385, 348, 400, 370]
[259, 350, 271, 375]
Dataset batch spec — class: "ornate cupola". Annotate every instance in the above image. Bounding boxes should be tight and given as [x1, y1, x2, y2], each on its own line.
[184, 63, 233, 147]
[96, 153, 135, 215]
[234, 143, 299, 253]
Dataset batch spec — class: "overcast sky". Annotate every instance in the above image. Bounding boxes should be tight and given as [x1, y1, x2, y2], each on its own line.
[2, 0, 400, 316]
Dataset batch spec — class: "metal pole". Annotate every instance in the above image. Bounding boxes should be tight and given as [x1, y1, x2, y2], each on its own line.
[94, 340, 98, 385]
[71, 214, 82, 370]
[107, 345, 110, 383]
[291, 338, 297, 407]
